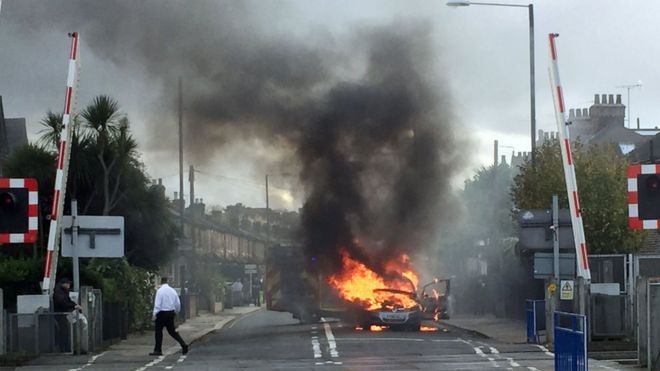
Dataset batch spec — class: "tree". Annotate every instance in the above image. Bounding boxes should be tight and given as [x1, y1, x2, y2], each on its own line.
[511, 140, 645, 254]
[27, 96, 177, 269]
[80, 95, 132, 215]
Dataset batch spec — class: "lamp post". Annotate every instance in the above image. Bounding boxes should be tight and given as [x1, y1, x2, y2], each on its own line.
[447, 0, 536, 167]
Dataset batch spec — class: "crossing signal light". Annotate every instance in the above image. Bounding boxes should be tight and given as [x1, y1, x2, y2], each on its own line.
[1, 191, 17, 210]
[646, 175, 660, 195]
[0, 178, 39, 243]
[637, 174, 660, 221]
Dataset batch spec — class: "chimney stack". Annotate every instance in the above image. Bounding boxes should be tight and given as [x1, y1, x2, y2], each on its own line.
[594, 94, 600, 104]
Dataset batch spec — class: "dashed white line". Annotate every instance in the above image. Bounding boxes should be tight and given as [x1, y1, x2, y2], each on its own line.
[135, 355, 166, 371]
[527, 367, 540, 371]
[489, 346, 500, 354]
[68, 351, 107, 371]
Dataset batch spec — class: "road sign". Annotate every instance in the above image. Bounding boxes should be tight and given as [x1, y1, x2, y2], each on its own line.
[560, 280, 574, 300]
[245, 263, 257, 274]
[61, 215, 124, 258]
[519, 209, 574, 251]
[533, 253, 576, 279]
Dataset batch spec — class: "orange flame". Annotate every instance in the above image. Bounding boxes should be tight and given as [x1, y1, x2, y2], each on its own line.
[327, 249, 420, 311]
[369, 325, 386, 332]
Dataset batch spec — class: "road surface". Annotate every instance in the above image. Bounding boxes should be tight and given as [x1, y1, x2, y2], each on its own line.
[146, 309, 558, 370]
[16, 309, 624, 370]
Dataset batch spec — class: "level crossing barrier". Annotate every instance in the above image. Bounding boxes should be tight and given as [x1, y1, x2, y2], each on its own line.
[526, 299, 545, 343]
[554, 311, 587, 371]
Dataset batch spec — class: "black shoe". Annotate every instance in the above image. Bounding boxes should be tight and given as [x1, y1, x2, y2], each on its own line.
[149, 351, 162, 356]
[182, 345, 189, 355]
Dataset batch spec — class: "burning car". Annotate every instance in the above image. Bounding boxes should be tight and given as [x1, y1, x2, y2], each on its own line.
[358, 288, 422, 331]
[420, 278, 452, 320]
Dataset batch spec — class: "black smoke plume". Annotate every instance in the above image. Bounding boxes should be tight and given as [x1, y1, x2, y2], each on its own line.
[5, 0, 463, 275]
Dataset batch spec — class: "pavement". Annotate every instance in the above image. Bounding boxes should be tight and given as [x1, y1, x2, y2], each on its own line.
[13, 305, 263, 371]
[445, 314, 642, 370]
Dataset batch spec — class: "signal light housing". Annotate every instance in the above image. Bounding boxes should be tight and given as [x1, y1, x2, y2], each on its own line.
[0, 178, 39, 243]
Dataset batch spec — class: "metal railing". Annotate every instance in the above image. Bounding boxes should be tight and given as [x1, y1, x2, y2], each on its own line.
[7, 312, 76, 354]
[526, 299, 545, 343]
[554, 311, 587, 371]
[102, 301, 129, 341]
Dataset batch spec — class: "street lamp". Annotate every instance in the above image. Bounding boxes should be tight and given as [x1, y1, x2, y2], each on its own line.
[447, 0, 536, 167]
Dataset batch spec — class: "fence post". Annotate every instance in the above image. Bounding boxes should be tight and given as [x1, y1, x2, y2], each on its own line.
[0, 288, 4, 355]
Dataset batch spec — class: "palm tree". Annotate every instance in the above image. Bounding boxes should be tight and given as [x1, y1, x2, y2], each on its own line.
[80, 95, 128, 215]
[37, 111, 63, 150]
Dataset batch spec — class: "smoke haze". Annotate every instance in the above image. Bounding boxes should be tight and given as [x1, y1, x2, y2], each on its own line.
[4, 0, 465, 274]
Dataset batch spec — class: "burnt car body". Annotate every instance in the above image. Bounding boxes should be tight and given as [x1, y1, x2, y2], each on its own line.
[358, 288, 422, 331]
[420, 278, 451, 320]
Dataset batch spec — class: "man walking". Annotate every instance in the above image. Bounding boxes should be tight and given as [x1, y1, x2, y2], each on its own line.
[150, 277, 188, 356]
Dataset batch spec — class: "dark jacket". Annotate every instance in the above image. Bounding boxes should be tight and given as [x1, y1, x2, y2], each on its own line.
[53, 284, 77, 312]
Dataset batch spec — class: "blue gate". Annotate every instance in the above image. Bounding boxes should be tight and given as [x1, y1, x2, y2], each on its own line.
[554, 311, 587, 371]
[526, 299, 545, 343]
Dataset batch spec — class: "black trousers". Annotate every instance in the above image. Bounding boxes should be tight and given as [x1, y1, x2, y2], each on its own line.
[154, 311, 187, 352]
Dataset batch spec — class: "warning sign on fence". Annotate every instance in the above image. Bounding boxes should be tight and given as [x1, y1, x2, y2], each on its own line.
[560, 280, 574, 300]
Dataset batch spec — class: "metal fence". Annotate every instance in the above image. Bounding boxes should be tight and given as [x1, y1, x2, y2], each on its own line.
[554, 311, 587, 371]
[7, 312, 76, 354]
[526, 300, 545, 344]
[589, 293, 629, 338]
[102, 301, 129, 341]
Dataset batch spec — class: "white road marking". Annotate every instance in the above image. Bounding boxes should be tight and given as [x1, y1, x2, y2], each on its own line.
[323, 322, 339, 358]
[489, 346, 500, 354]
[68, 351, 107, 371]
[474, 346, 485, 356]
[535, 344, 554, 357]
[527, 367, 540, 371]
[134, 355, 166, 371]
[311, 336, 322, 358]
[506, 357, 521, 367]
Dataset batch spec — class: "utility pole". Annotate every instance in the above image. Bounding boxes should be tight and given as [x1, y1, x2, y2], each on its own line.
[494, 140, 499, 166]
[178, 78, 184, 234]
[189, 165, 195, 250]
[265, 175, 270, 245]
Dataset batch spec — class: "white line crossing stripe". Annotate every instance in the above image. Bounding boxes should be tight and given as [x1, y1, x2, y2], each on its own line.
[311, 336, 322, 359]
[323, 322, 339, 358]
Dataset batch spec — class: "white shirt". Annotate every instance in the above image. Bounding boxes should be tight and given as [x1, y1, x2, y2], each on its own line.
[153, 283, 181, 316]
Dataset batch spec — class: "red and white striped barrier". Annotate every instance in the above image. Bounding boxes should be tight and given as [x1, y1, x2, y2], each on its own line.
[0, 178, 38, 243]
[548, 34, 591, 280]
[42, 32, 80, 293]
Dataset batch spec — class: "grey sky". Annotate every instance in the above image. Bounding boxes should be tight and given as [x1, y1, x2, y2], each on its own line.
[1, 1, 658, 210]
